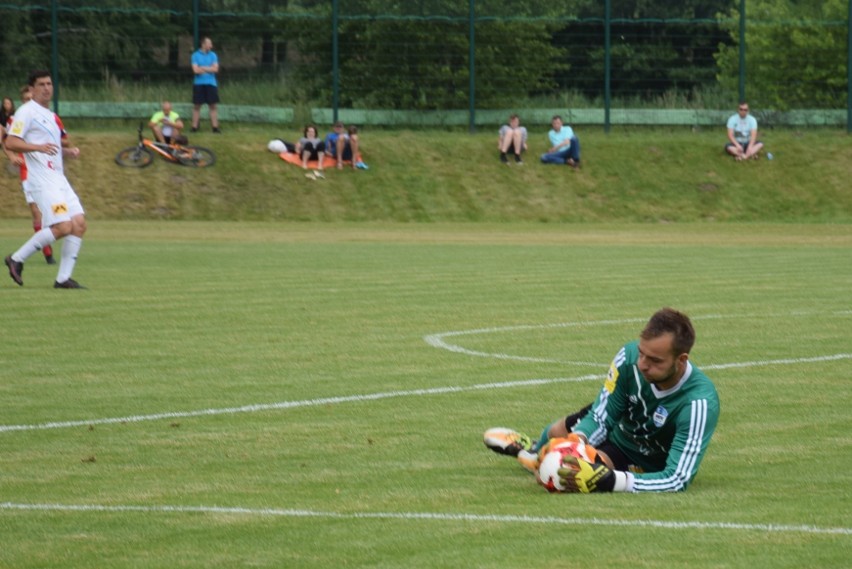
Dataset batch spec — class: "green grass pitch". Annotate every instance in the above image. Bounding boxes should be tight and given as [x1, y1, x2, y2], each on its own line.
[1, 221, 850, 568]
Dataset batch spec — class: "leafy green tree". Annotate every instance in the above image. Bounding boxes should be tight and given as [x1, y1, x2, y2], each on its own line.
[290, 0, 567, 109]
[0, 8, 48, 84]
[0, 1, 187, 88]
[715, 0, 848, 109]
[553, 0, 733, 104]
[195, 0, 293, 77]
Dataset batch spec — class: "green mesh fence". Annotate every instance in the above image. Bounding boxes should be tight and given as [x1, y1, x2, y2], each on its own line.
[0, 1, 849, 128]
[59, 102, 293, 124]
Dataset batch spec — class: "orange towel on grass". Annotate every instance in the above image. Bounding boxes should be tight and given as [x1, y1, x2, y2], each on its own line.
[278, 151, 362, 169]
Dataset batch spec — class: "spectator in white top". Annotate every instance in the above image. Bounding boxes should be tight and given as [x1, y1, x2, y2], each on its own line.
[725, 102, 763, 161]
[498, 114, 528, 165]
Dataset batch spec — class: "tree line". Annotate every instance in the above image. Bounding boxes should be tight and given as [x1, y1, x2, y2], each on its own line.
[0, 0, 847, 110]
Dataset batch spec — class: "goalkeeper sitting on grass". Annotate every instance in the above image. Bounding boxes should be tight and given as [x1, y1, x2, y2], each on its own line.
[485, 307, 719, 493]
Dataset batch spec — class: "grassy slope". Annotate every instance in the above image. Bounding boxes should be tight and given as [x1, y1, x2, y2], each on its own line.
[2, 122, 850, 223]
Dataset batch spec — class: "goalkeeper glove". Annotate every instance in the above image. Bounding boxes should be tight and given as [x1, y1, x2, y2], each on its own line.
[558, 455, 616, 493]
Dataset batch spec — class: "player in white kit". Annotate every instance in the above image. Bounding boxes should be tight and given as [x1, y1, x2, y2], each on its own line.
[4, 70, 87, 289]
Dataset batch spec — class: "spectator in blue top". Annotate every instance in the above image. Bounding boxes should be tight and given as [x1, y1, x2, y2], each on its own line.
[725, 102, 763, 161]
[191, 37, 221, 133]
[324, 121, 360, 170]
[540, 115, 580, 168]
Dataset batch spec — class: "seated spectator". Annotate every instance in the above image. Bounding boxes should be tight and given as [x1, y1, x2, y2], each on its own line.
[296, 124, 326, 171]
[540, 115, 581, 168]
[498, 114, 528, 165]
[267, 139, 296, 154]
[324, 121, 360, 170]
[725, 102, 763, 161]
[149, 101, 185, 144]
[0, 96, 15, 139]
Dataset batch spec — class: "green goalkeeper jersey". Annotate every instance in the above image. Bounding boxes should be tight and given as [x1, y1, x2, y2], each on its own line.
[573, 340, 720, 492]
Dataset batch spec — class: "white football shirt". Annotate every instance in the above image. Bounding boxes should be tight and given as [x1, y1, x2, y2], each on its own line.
[6, 99, 66, 187]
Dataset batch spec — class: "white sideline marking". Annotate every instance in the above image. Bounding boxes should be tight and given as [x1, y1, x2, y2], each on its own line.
[0, 375, 601, 433]
[1, 502, 849, 536]
[2, 354, 850, 434]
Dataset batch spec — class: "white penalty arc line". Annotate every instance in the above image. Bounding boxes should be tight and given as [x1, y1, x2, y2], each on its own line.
[423, 312, 852, 365]
[423, 317, 650, 365]
[1, 502, 849, 536]
[2, 354, 850, 434]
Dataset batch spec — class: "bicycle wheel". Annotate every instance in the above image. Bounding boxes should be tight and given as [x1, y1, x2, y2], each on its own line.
[176, 145, 216, 168]
[115, 146, 154, 168]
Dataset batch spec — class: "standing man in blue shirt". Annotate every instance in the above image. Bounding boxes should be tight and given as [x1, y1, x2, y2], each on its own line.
[191, 37, 221, 134]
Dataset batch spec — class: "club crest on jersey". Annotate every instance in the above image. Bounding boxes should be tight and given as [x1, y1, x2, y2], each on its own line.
[653, 406, 669, 427]
[10, 120, 23, 136]
[604, 362, 619, 393]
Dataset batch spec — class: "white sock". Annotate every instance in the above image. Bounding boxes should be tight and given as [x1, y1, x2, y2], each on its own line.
[56, 235, 83, 283]
[13, 228, 56, 263]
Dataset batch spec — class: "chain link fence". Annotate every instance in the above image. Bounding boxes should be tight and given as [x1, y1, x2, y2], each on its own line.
[0, 1, 849, 128]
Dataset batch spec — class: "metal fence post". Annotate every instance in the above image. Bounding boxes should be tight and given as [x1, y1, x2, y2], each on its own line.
[332, 0, 339, 123]
[738, 0, 746, 102]
[604, 0, 611, 133]
[193, 0, 199, 50]
[51, 0, 59, 113]
[469, 0, 476, 133]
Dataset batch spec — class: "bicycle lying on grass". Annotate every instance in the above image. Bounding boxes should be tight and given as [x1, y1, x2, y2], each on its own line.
[115, 123, 216, 168]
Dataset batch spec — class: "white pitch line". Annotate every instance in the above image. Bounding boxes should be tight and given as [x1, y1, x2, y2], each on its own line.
[423, 312, 852, 365]
[703, 353, 852, 370]
[423, 317, 649, 365]
[2, 353, 850, 434]
[1, 502, 849, 536]
[0, 374, 602, 433]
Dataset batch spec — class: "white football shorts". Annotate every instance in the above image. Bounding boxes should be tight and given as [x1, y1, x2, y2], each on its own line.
[21, 179, 36, 204]
[31, 175, 85, 226]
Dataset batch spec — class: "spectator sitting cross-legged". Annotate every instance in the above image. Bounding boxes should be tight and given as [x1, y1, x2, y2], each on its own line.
[725, 102, 763, 161]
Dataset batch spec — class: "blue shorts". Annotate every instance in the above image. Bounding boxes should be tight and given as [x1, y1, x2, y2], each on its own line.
[328, 143, 354, 161]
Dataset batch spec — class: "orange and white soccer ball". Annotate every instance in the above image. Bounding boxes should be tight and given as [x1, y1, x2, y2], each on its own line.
[536, 437, 599, 493]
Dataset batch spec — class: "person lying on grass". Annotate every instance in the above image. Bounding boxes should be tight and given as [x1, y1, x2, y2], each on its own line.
[485, 307, 719, 493]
